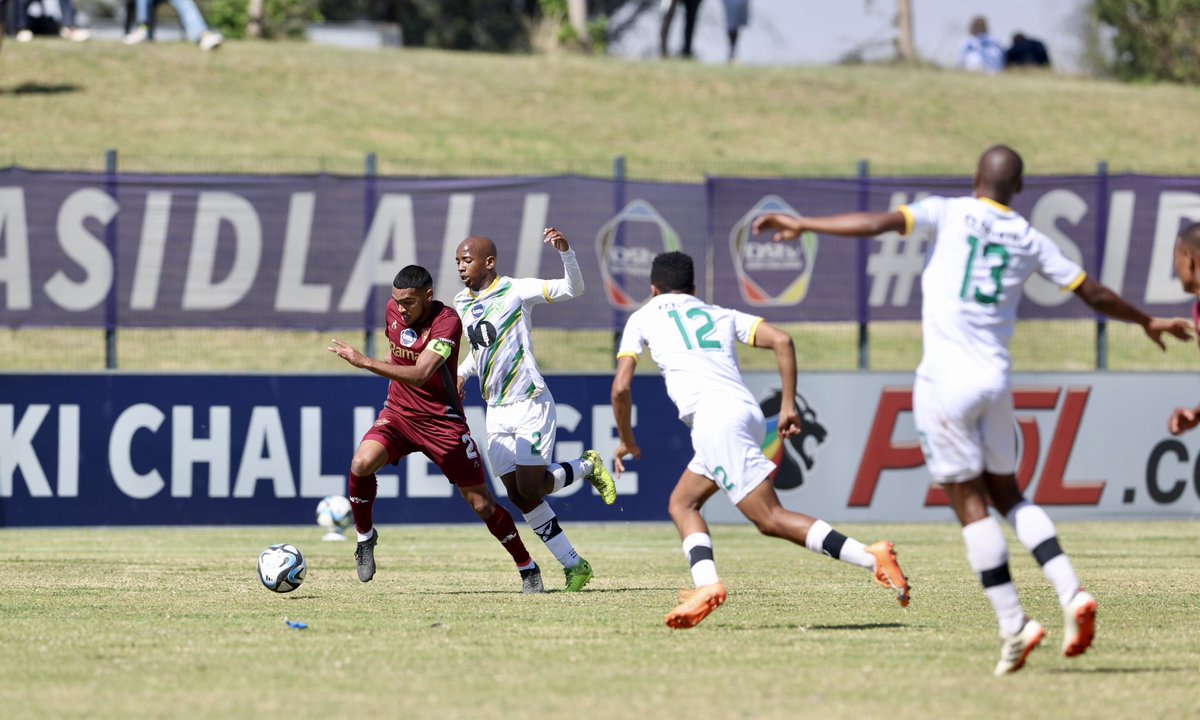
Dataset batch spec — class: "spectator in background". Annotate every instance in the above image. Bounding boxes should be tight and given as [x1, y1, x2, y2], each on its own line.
[123, 0, 224, 51]
[1006, 32, 1050, 68]
[660, 0, 702, 59]
[957, 15, 1003, 74]
[723, 0, 748, 63]
[13, 0, 91, 42]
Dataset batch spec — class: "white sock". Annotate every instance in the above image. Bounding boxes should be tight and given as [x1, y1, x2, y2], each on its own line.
[1006, 501, 1080, 607]
[963, 517, 1025, 637]
[548, 458, 590, 493]
[803, 519, 874, 570]
[521, 501, 580, 568]
[682, 532, 719, 587]
[356, 528, 374, 543]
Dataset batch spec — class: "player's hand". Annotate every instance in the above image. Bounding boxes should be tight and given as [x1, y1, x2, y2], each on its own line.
[777, 405, 802, 439]
[1169, 406, 1200, 435]
[543, 227, 570, 252]
[456, 375, 467, 402]
[327, 338, 368, 368]
[1144, 316, 1193, 351]
[752, 213, 805, 243]
[613, 440, 641, 477]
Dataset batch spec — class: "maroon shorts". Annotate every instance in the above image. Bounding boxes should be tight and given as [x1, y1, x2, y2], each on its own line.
[361, 409, 486, 487]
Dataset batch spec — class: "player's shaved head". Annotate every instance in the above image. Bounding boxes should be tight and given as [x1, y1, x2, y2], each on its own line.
[1178, 223, 1200, 252]
[974, 145, 1024, 204]
[459, 235, 497, 259]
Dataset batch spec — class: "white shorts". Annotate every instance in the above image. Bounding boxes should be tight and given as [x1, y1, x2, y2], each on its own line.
[686, 399, 778, 505]
[485, 391, 557, 477]
[913, 375, 1016, 483]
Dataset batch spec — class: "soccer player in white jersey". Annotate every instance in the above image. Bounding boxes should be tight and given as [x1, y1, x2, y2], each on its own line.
[1166, 223, 1200, 435]
[454, 229, 618, 593]
[754, 144, 1192, 675]
[610, 251, 910, 629]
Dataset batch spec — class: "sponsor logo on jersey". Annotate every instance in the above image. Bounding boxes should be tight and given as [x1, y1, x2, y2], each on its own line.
[390, 321, 398, 331]
[373, 418, 390, 427]
[759, 390, 828, 490]
[730, 195, 819, 306]
[596, 199, 682, 311]
[471, 302, 485, 320]
[399, 328, 418, 347]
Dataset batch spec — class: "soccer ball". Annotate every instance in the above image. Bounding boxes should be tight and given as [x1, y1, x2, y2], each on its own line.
[257, 543, 307, 593]
[316, 495, 354, 530]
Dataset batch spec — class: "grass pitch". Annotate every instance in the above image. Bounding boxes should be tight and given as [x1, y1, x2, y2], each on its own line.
[1, 522, 1197, 719]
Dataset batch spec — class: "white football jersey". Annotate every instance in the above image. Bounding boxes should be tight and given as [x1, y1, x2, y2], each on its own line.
[455, 250, 584, 406]
[617, 293, 763, 422]
[900, 196, 1085, 386]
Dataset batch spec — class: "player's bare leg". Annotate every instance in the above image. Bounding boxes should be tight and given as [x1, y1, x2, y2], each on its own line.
[665, 470, 726, 628]
[944, 478, 1043, 675]
[347, 440, 389, 582]
[457, 482, 541, 593]
[735, 480, 910, 606]
[983, 472, 1096, 657]
[506, 467, 594, 591]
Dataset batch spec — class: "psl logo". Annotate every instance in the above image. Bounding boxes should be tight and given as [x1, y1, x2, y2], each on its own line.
[730, 195, 818, 307]
[760, 390, 828, 490]
[596, 199, 681, 311]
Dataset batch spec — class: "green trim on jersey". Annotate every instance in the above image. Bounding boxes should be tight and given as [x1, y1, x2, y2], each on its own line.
[478, 306, 525, 399]
[497, 345, 526, 404]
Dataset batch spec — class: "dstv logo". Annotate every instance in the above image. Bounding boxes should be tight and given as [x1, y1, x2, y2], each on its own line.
[740, 241, 805, 271]
[607, 246, 656, 276]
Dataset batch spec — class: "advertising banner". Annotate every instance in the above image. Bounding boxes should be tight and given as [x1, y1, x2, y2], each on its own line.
[3, 372, 1198, 526]
[3, 169, 1197, 331]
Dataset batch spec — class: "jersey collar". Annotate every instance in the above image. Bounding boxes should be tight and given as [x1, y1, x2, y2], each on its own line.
[977, 196, 1014, 214]
[467, 275, 503, 299]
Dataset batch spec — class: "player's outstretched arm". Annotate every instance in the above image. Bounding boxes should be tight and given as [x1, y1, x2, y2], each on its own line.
[536, 226, 585, 301]
[611, 355, 641, 476]
[327, 338, 449, 386]
[752, 211, 907, 242]
[751, 322, 802, 438]
[1071, 277, 1193, 350]
[1168, 405, 1200, 436]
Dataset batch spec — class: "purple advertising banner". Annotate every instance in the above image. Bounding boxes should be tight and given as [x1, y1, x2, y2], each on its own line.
[2, 169, 1197, 331]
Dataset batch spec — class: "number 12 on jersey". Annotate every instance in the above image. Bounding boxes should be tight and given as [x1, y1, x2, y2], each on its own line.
[669, 308, 721, 350]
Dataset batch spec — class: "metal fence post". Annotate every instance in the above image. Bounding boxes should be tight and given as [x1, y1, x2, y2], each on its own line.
[364, 152, 378, 359]
[1094, 161, 1109, 370]
[612, 155, 626, 367]
[856, 159, 870, 369]
[105, 149, 118, 370]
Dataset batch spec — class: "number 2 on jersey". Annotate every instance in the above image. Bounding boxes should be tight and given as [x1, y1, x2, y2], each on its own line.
[960, 235, 1010, 305]
[668, 309, 721, 350]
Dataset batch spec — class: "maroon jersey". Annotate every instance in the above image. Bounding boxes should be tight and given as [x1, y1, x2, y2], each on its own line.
[383, 300, 465, 421]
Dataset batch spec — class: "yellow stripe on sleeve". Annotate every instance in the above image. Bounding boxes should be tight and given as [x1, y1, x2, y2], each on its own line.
[542, 281, 553, 303]
[898, 206, 915, 236]
[747, 318, 764, 346]
[616, 351, 639, 364]
[1064, 271, 1087, 292]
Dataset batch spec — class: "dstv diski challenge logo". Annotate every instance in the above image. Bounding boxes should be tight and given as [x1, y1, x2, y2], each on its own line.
[730, 196, 818, 307]
[760, 390, 828, 490]
[596, 200, 681, 311]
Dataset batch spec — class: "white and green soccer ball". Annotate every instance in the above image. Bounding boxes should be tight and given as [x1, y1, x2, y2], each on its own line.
[315, 495, 353, 530]
[257, 543, 307, 593]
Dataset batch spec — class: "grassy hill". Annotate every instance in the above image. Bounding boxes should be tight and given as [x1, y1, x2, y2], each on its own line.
[3, 40, 1200, 178]
[2, 40, 1199, 372]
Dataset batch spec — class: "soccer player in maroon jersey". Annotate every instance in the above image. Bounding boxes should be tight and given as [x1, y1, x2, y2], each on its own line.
[1168, 223, 1200, 435]
[327, 265, 541, 591]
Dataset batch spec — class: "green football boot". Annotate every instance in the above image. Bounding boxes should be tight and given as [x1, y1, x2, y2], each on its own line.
[563, 557, 594, 592]
[583, 449, 618, 505]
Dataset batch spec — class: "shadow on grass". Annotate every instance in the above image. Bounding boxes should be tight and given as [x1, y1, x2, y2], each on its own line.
[433, 586, 675, 595]
[1, 82, 83, 95]
[1046, 666, 1189, 675]
[805, 622, 910, 631]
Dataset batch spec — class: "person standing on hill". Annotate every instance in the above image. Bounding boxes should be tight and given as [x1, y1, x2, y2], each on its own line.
[753, 145, 1192, 674]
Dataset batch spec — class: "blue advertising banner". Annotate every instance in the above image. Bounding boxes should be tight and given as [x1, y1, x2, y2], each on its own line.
[0, 374, 687, 527]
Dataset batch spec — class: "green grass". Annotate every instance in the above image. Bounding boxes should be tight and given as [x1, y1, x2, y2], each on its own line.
[4, 41, 1200, 177]
[1, 522, 1197, 719]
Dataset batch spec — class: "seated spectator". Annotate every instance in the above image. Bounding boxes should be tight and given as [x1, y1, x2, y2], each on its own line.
[957, 15, 1004, 74]
[13, 0, 90, 42]
[123, 0, 224, 51]
[1006, 32, 1050, 68]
